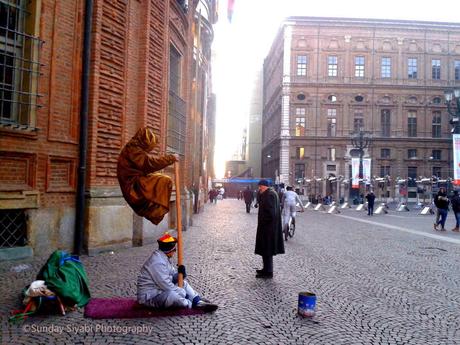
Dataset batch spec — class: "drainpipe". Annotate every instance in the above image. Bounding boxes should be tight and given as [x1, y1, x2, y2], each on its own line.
[74, 0, 93, 255]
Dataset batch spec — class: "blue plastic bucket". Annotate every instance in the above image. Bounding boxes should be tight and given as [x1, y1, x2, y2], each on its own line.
[298, 292, 316, 317]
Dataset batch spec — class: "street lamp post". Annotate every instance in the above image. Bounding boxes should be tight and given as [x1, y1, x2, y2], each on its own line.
[444, 88, 460, 187]
[350, 128, 372, 200]
[444, 88, 460, 134]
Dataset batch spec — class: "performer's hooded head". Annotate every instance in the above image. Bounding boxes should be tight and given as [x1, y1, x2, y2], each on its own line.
[130, 126, 158, 152]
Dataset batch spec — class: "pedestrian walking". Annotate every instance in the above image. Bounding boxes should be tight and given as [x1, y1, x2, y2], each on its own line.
[254, 179, 284, 278]
[208, 189, 215, 204]
[243, 186, 254, 213]
[366, 191, 376, 216]
[434, 187, 449, 231]
[451, 190, 460, 232]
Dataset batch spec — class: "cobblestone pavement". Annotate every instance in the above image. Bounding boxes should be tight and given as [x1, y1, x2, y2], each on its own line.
[2, 199, 460, 344]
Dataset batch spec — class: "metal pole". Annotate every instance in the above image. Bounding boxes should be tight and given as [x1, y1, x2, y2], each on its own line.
[74, 0, 93, 255]
[174, 162, 184, 287]
[359, 148, 363, 201]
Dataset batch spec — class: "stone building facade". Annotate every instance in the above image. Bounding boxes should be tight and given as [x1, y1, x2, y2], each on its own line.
[262, 17, 460, 200]
[0, 0, 217, 259]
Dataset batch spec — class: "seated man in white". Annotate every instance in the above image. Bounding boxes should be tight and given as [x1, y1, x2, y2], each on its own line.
[137, 233, 217, 312]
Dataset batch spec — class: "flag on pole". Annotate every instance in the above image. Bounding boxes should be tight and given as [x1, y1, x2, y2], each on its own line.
[227, 0, 235, 23]
[351, 158, 360, 189]
[453, 134, 460, 185]
[363, 158, 371, 182]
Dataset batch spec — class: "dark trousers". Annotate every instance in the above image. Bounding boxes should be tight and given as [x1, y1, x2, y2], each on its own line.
[368, 204, 374, 215]
[245, 202, 251, 213]
[437, 208, 448, 229]
[455, 211, 460, 227]
[262, 255, 273, 273]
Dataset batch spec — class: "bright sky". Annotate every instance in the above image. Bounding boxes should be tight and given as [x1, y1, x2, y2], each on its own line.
[212, 0, 460, 178]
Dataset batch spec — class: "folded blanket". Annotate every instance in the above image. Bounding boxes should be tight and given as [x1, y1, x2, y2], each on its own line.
[84, 298, 205, 319]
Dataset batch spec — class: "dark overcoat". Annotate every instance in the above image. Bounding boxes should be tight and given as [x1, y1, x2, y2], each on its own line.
[365, 193, 375, 206]
[255, 188, 285, 256]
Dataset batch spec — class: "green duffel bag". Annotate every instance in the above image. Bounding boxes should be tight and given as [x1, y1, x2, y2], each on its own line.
[37, 250, 91, 307]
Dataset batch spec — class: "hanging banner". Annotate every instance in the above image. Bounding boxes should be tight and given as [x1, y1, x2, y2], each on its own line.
[351, 158, 360, 189]
[363, 158, 371, 183]
[453, 134, 460, 185]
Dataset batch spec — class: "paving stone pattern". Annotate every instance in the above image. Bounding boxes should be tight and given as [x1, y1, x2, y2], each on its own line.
[1, 199, 460, 344]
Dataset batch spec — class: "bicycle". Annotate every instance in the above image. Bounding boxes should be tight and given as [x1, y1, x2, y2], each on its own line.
[283, 215, 295, 241]
[283, 207, 304, 241]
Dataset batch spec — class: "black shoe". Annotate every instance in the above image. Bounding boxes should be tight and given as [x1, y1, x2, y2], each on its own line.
[255, 271, 273, 278]
[256, 269, 265, 274]
[193, 300, 218, 312]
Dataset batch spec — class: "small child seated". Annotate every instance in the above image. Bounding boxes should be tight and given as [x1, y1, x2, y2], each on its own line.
[137, 233, 217, 312]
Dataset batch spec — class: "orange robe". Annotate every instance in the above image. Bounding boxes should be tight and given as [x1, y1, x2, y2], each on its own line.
[117, 127, 177, 225]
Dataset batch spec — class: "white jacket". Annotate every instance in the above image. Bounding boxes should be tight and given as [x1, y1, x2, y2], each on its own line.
[282, 190, 303, 208]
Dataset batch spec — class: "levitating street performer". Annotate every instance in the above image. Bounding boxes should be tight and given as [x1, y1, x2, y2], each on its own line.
[137, 233, 218, 312]
[117, 126, 178, 225]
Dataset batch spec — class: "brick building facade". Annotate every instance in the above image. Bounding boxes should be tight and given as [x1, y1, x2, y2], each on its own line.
[0, 0, 217, 259]
[262, 17, 460, 201]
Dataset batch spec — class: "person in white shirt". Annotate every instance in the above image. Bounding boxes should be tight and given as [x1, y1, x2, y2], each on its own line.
[281, 186, 304, 228]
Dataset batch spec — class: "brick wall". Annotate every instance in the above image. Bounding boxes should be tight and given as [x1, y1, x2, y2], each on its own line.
[0, 0, 83, 208]
[0, 0, 212, 256]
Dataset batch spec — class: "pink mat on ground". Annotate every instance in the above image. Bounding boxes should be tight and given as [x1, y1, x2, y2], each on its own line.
[84, 298, 205, 319]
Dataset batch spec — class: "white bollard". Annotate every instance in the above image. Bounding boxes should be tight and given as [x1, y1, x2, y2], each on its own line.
[327, 205, 341, 214]
[374, 203, 388, 215]
[397, 203, 410, 212]
[420, 206, 434, 215]
[314, 204, 325, 211]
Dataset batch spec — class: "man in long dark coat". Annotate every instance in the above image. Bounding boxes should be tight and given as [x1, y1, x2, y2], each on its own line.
[254, 179, 285, 278]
